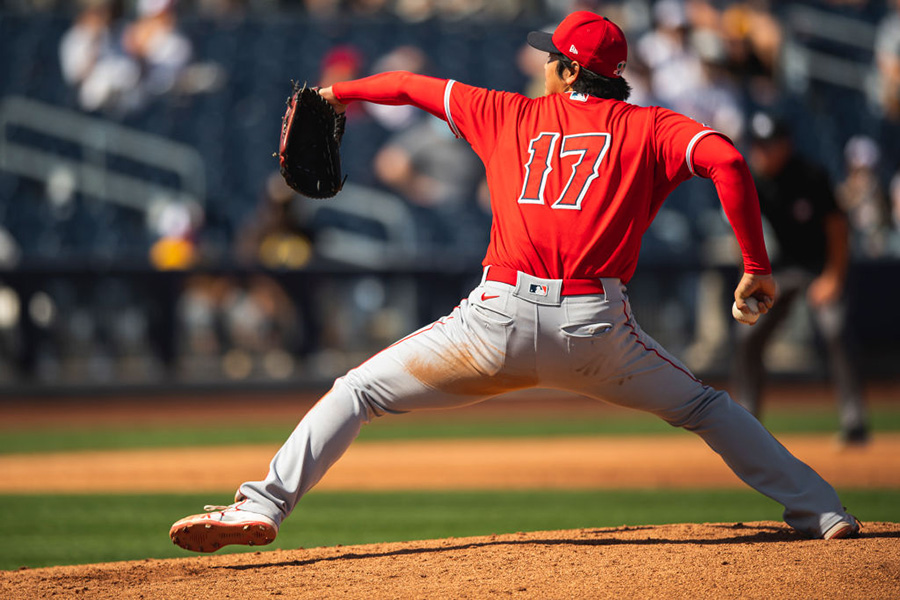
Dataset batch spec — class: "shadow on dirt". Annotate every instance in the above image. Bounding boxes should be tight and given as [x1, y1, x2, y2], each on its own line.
[218, 523, 893, 571]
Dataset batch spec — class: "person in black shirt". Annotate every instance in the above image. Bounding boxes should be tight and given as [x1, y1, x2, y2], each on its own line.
[733, 112, 869, 445]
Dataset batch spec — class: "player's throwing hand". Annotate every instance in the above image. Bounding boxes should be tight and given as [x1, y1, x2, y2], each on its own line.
[734, 272, 777, 316]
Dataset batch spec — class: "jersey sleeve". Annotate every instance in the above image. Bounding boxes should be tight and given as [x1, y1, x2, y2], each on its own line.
[444, 82, 529, 161]
[653, 107, 726, 183]
[332, 71, 450, 122]
[333, 73, 525, 162]
[692, 133, 772, 274]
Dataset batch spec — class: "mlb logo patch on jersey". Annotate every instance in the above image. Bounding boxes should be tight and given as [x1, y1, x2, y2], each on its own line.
[529, 283, 549, 296]
[569, 92, 588, 102]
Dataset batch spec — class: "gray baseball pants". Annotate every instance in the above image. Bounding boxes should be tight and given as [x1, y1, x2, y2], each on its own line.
[238, 270, 852, 538]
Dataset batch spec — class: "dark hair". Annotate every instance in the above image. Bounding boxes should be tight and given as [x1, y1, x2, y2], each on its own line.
[551, 53, 631, 102]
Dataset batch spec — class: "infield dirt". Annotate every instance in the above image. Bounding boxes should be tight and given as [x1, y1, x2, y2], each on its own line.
[3, 521, 899, 599]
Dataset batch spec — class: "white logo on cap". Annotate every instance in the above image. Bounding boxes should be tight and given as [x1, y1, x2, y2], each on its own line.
[569, 44, 579, 55]
[614, 61, 626, 76]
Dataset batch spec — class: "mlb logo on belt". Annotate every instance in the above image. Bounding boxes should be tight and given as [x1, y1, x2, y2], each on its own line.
[529, 283, 549, 296]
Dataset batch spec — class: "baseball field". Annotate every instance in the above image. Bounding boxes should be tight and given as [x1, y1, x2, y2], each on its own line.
[1, 383, 898, 599]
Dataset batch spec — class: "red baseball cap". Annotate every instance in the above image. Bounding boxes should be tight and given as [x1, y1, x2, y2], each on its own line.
[527, 11, 628, 79]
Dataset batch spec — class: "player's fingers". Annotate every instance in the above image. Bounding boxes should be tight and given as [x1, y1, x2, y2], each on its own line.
[734, 288, 758, 309]
[317, 86, 347, 114]
[749, 295, 768, 314]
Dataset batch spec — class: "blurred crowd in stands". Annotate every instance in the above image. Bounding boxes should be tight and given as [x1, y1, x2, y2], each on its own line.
[0, 0, 897, 265]
[5, 0, 895, 267]
[2, 0, 900, 386]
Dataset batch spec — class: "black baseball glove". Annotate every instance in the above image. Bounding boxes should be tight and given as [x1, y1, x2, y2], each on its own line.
[278, 83, 347, 198]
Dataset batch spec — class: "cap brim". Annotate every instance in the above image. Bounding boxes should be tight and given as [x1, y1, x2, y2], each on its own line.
[527, 31, 558, 54]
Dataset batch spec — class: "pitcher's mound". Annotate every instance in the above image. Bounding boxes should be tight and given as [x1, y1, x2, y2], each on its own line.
[3, 521, 898, 599]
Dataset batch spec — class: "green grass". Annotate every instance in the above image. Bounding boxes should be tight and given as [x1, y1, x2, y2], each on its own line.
[2, 405, 899, 455]
[2, 489, 898, 571]
[0, 424, 299, 455]
[0, 416, 673, 455]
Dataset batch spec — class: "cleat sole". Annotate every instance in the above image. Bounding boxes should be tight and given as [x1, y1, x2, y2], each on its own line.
[168, 520, 276, 553]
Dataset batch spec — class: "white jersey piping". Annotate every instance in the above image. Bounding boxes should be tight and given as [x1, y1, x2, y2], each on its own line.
[444, 79, 462, 139]
[685, 129, 718, 176]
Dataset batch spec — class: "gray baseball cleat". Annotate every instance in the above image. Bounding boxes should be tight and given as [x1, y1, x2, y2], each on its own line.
[822, 515, 861, 540]
[169, 501, 278, 553]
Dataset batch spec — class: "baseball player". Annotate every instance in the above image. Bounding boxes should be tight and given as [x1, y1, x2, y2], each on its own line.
[734, 112, 869, 445]
[170, 11, 859, 552]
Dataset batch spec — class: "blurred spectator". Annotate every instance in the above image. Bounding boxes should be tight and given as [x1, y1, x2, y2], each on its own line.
[373, 117, 482, 213]
[713, 1, 782, 108]
[176, 272, 303, 381]
[889, 169, 900, 254]
[318, 45, 366, 121]
[364, 46, 428, 131]
[874, 0, 900, 121]
[836, 135, 890, 258]
[122, 0, 192, 98]
[148, 198, 204, 270]
[177, 274, 231, 360]
[636, 0, 704, 107]
[318, 45, 365, 89]
[369, 47, 486, 254]
[59, 1, 120, 83]
[633, 0, 779, 136]
[176, 173, 311, 381]
[678, 24, 745, 140]
[59, 0, 132, 112]
[732, 112, 869, 445]
[218, 273, 301, 377]
[236, 172, 315, 270]
[517, 31, 550, 99]
[231, 172, 315, 360]
[315, 44, 385, 186]
[59, 0, 192, 115]
[0, 227, 22, 269]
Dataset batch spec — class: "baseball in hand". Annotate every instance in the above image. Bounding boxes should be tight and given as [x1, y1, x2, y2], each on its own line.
[732, 297, 760, 325]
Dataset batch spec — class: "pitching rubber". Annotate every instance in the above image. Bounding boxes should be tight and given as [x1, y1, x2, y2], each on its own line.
[169, 519, 277, 553]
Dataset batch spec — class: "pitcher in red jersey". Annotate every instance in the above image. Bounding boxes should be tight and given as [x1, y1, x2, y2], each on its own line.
[170, 12, 859, 553]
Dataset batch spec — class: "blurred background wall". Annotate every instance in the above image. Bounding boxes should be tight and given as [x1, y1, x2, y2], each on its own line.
[0, 0, 898, 394]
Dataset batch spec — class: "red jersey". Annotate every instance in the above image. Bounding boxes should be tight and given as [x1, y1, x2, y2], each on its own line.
[334, 72, 770, 282]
